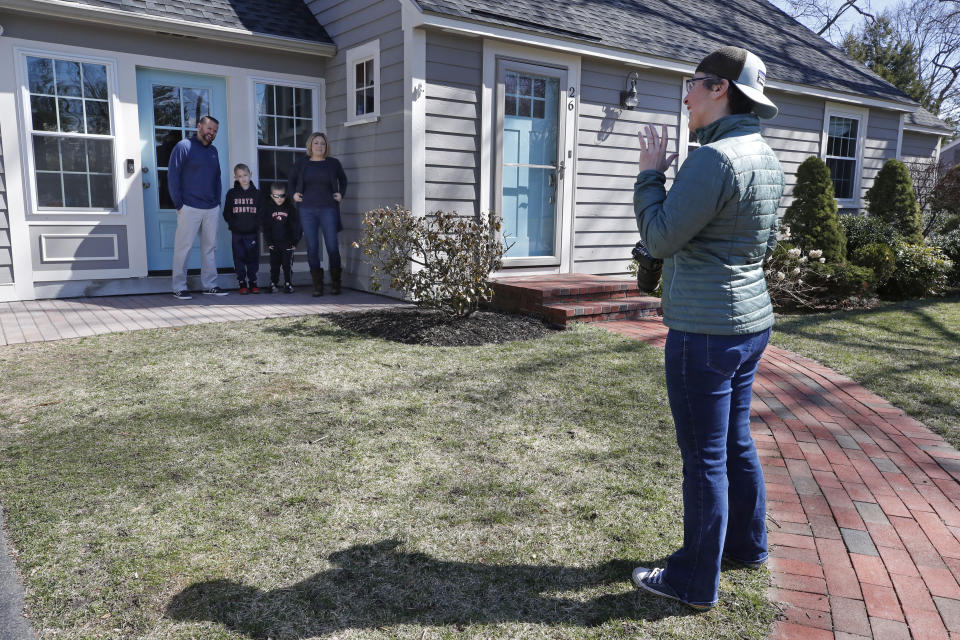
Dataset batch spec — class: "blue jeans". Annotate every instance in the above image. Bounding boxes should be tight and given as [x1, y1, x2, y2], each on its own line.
[231, 232, 259, 284]
[300, 206, 341, 271]
[662, 327, 771, 607]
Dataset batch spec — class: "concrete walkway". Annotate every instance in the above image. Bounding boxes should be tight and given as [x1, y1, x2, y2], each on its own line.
[605, 319, 960, 640]
[1, 296, 958, 639]
[0, 288, 406, 346]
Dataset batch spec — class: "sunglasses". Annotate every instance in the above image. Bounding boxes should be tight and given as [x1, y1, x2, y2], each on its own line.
[271, 193, 286, 198]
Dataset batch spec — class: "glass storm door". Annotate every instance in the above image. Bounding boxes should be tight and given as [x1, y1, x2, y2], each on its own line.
[136, 69, 231, 272]
[498, 62, 564, 261]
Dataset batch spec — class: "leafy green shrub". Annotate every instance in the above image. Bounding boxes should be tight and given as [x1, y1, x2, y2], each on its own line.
[880, 242, 953, 299]
[866, 158, 924, 243]
[357, 206, 505, 317]
[841, 214, 902, 254]
[930, 164, 960, 234]
[933, 229, 960, 286]
[808, 261, 878, 301]
[783, 157, 846, 262]
[850, 242, 896, 286]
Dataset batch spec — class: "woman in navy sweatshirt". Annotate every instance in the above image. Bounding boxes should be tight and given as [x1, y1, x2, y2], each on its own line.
[289, 132, 348, 296]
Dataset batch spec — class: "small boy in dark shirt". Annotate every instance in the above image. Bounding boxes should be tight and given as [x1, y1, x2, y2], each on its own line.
[260, 182, 303, 293]
[222, 164, 261, 294]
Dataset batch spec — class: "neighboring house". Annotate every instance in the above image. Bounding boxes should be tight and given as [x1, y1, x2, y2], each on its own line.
[0, 0, 952, 302]
[939, 136, 960, 170]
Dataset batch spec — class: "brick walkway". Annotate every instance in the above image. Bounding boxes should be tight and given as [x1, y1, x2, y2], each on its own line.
[0, 289, 407, 346]
[604, 319, 960, 640]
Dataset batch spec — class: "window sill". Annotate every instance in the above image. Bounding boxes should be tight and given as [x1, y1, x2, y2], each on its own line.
[344, 114, 381, 127]
[835, 198, 861, 210]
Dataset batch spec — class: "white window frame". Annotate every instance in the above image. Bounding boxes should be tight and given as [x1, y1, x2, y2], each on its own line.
[15, 47, 123, 216]
[345, 39, 380, 126]
[821, 102, 869, 208]
[248, 75, 325, 187]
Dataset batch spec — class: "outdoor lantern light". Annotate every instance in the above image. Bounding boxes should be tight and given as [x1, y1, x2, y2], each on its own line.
[621, 71, 639, 109]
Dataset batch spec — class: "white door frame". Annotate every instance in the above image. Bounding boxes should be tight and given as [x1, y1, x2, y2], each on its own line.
[482, 40, 580, 274]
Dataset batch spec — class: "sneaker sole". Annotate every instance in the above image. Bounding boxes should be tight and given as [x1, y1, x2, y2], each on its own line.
[203, 291, 229, 296]
[631, 572, 713, 611]
[172, 294, 192, 300]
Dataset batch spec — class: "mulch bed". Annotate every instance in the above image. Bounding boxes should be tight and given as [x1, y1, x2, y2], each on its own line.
[325, 308, 559, 346]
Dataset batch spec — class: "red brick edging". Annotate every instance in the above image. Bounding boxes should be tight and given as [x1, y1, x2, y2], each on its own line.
[602, 318, 960, 640]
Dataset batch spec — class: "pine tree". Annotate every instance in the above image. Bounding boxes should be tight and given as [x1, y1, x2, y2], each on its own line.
[866, 159, 924, 243]
[842, 16, 933, 112]
[784, 156, 847, 262]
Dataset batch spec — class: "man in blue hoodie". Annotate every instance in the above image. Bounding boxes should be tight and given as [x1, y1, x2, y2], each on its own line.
[168, 115, 227, 299]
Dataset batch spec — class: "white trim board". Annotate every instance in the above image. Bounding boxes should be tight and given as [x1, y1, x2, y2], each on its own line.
[402, 3, 426, 217]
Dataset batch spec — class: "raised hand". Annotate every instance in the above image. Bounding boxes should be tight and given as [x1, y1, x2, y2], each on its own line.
[637, 124, 678, 173]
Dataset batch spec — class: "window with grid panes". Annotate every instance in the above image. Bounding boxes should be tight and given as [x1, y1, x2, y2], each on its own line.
[503, 71, 549, 119]
[355, 59, 375, 116]
[27, 55, 116, 210]
[825, 115, 859, 200]
[256, 83, 313, 187]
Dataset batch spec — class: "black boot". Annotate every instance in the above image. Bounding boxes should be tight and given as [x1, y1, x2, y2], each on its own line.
[330, 268, 342, 295]
[310, 268, 324, 297]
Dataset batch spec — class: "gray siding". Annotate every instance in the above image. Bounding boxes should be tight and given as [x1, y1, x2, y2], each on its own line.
[761, 90, 823, 211]
[307, 0, 404, 285]
[0, 11, 323, 76]
[576, 59, 681, 275]
[901, 131, 940, 165]
[0, 125, 11, 285]
[862, 109, 900, 201]
[424, 32, 481, 218]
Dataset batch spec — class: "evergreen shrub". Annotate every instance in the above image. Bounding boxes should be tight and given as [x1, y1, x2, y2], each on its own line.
[866, 158, 924, 243]
[808, 261, 878, 301]
[841, 214, 902, 254]
[783, 157, 846, 262]
[850, 242, 897, 286]
[880, 242, 953, 299]
[935, 229, 960, 286]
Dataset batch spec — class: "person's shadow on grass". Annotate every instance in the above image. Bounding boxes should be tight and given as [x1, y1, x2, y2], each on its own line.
[165, 539, 691, 638]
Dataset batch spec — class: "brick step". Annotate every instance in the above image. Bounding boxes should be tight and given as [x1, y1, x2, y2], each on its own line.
[540, 296, 663, 326]
[489, 275, 641, 314]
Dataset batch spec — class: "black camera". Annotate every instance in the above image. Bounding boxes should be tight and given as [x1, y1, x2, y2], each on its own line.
[631, 240, 663, 294]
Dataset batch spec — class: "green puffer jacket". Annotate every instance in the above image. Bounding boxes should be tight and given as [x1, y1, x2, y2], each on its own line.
[633, 113, 785, 335]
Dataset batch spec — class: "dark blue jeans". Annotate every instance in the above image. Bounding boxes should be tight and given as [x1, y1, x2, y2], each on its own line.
[662, 327, 771, 607]
[231, 232, 259, 284]
[300, 206, 341, 271]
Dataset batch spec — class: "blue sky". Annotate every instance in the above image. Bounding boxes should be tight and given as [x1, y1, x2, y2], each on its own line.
[770, 0, 905, 40]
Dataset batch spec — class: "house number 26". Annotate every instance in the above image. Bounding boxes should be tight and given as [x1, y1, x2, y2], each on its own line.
[568, 87, 576, 110]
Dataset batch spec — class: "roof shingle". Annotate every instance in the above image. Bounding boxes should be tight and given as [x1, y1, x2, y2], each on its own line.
[60, 0, 333, 44]
[415, 0, 917, 106]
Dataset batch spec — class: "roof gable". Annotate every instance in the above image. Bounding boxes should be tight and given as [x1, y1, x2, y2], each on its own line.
[413, 0, 917, 106]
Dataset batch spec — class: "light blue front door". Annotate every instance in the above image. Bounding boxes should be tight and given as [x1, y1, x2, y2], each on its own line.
[136, 69, 231, 272]
[500, 65, 562, 259]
